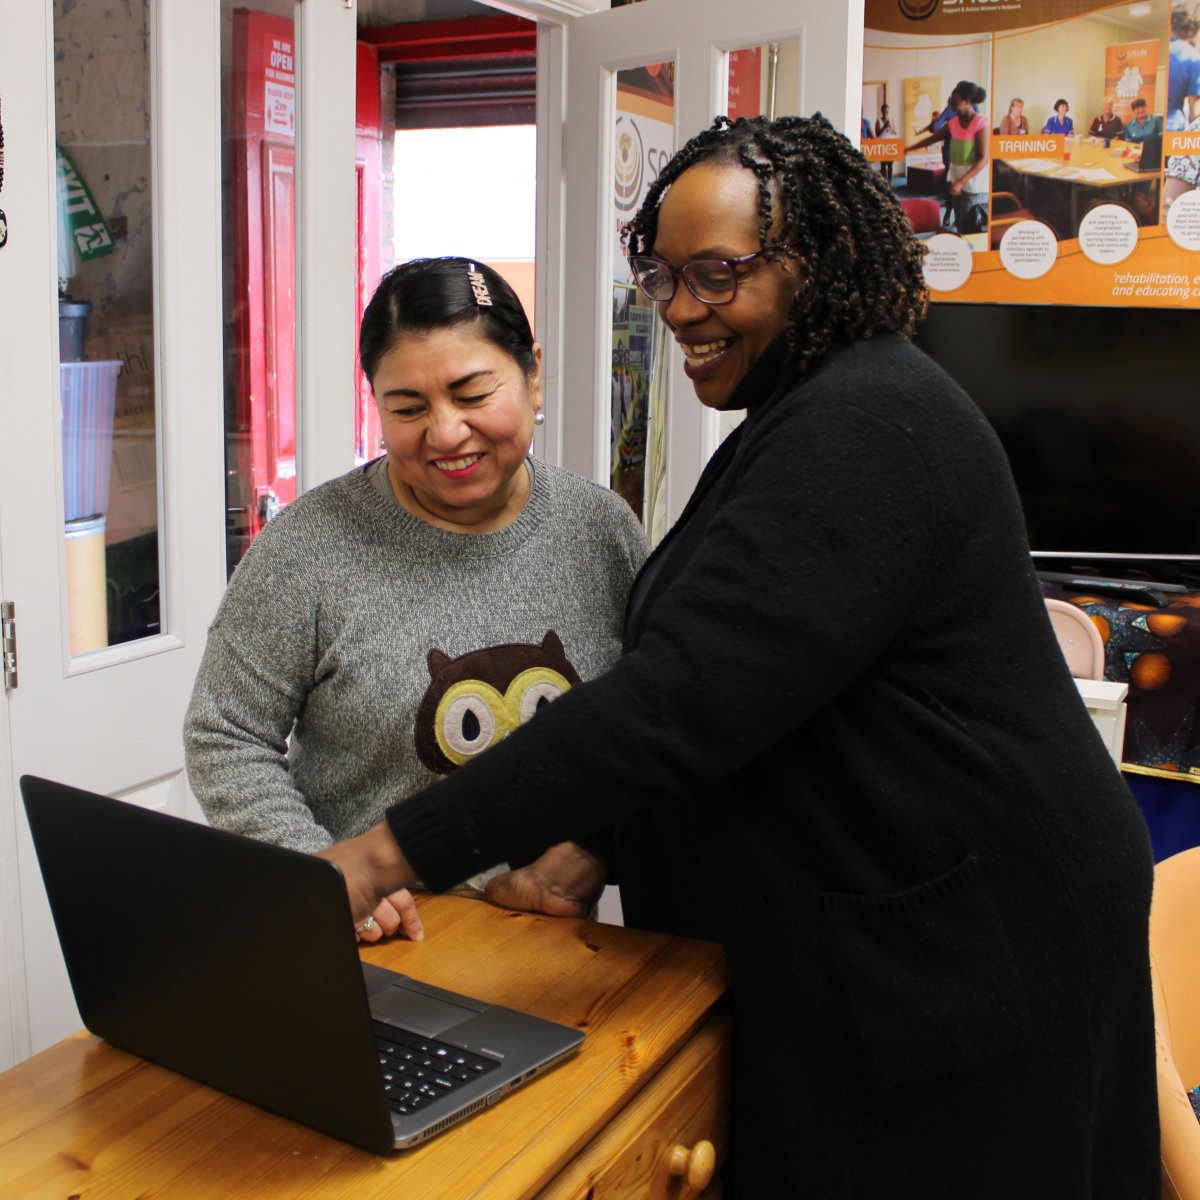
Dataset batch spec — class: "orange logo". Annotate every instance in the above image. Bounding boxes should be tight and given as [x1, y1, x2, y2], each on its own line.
[614, 117, 645, 214]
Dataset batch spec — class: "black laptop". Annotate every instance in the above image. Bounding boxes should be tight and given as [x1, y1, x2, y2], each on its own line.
[1129, 131, 1163, 172]
[19, 775, 583, 1153]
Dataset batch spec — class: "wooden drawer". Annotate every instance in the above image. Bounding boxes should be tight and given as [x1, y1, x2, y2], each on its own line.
[537, 1012, 730, 1200]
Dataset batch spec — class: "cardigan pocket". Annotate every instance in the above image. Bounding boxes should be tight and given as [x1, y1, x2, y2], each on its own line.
[822, 852, 1030, 1088]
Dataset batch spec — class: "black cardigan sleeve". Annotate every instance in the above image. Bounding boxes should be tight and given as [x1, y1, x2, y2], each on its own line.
[386, 359, 942, 890]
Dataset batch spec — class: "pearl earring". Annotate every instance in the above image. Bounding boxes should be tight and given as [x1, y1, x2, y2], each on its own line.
[533, 411, 545, 426]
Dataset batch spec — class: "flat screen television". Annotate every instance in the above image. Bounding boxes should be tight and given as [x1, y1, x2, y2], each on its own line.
[911, 303, 1200, 584]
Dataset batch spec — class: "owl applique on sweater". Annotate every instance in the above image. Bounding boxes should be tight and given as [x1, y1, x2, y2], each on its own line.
[414, 631, 581, 774]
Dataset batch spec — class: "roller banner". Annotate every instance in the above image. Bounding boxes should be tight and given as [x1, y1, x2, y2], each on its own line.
[862, 0, 1200, 307]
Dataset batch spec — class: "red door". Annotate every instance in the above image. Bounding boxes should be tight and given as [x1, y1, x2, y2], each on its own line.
[229, 14, 384, 565]
[355, 38, 383, 465]
[229, 9, 297, 557]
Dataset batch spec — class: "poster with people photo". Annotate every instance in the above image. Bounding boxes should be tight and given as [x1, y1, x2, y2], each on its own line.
[863, 0, 1200, 308]
[611, 72, 673, 523]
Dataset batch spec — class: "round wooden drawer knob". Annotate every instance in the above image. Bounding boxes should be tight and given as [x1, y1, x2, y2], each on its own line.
[668, 1139, 716, 1189]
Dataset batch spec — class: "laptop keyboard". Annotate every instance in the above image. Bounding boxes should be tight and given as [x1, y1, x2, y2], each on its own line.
[375, 1025, 500, 1116]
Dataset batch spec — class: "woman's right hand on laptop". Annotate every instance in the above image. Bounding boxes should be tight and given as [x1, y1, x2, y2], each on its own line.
[357, 887, 425, 943]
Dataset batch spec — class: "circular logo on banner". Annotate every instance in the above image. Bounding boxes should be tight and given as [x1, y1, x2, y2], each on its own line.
[898, 0, 939, 20]
[1167, 189, 1200, 252]
[998, 220, 1059, 280]
[922, 233, 973, 292]
[614, 117, 645, 214]
[1078, 203, 1138, 265]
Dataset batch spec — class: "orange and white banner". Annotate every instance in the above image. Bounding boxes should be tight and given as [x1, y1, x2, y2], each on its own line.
[864, 0, 1196, 309]
[862, 137, 905, 164]
[1104, 39, 1158, 122]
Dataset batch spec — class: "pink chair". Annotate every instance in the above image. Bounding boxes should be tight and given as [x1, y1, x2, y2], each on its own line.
[1045, 598, 1106, 680]
[899, 196, 943, 235]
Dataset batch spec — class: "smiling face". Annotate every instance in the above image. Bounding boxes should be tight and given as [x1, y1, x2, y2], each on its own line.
[374, 322, 542, 530]
[1010, 100, 1024, 117]
[650, 161, 800, 410]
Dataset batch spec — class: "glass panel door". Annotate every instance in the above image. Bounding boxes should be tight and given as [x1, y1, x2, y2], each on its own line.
[222, 0, 298, 574]
[560, 0, 860, 536]
[356, 11, 538, 467]
[711, 39, 803, 450]
[611, 63, 675, 538]
[54, 0, 161, 650]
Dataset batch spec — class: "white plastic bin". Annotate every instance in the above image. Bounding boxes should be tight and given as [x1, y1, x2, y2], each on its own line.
[61, 360, 121, 522]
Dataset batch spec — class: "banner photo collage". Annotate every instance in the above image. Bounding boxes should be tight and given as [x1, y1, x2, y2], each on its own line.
[863, 0, 1200, 306]
[611, 67, 675, 522]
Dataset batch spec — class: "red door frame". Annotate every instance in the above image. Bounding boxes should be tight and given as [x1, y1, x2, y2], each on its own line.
[355, 39, 382, 465]
[230, 9, 297, 548]
[359, 15, 535, 64]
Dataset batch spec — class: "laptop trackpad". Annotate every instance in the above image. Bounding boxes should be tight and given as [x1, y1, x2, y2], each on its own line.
[372, 984, 479, 1037]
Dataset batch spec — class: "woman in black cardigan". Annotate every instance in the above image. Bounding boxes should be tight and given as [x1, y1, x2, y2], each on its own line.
[322, 115, 1160, 1197]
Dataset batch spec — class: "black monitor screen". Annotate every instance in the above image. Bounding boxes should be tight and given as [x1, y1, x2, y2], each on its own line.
[912, 303, 1200, 571]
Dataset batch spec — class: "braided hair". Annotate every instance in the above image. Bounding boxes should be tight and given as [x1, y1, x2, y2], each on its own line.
[623, 114, 928, 374]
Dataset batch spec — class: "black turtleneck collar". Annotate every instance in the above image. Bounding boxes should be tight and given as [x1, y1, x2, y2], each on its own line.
[722, 332, 794, 419]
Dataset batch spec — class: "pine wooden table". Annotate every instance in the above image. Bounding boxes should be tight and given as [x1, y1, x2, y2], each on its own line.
[0, 893, 730, 1199]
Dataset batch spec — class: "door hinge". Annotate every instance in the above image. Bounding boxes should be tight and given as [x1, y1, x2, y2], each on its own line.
[2, 601, 17, 691]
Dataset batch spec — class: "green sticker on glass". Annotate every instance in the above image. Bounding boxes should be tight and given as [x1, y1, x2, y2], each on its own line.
[56, 144, 115, 262]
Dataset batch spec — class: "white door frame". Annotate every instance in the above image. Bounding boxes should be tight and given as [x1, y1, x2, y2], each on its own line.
[0, 0, 226, 1060]
[296, 0, 358, 493]
[292, 0, 607, 488]
[483, 0, 863, 521]
[0, 558, 24, 1070]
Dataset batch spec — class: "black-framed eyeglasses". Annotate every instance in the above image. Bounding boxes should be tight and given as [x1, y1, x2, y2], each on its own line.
[628, 252, 765, 305]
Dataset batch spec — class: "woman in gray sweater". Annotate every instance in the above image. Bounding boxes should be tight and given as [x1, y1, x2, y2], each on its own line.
[184, 258, 646, 940]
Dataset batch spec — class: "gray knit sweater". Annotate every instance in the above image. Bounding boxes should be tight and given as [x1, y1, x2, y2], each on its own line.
[184, 456, 646, 885]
